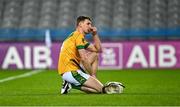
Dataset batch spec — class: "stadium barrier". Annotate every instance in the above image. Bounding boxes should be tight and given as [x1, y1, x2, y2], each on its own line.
[0, 28, 180, 42]
[0, 41, 180, 70]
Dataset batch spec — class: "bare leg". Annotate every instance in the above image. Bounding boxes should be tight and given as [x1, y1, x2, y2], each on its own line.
[91, 54, 98, 78]
[86, 52, 98, 78]
[82, 76, 103, 93]
[81, 86, 99, 93]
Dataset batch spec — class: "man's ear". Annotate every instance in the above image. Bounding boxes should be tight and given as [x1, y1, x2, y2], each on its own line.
[79, 21, 83, 27]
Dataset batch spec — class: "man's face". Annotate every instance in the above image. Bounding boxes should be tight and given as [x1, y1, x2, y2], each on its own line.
[79, 19, 92, 34]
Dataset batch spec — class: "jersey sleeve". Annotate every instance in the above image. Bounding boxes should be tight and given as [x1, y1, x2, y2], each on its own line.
[76, 34, 90, 49]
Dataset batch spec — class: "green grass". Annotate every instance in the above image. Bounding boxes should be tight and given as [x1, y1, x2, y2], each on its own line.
[0, 69, 180, 106]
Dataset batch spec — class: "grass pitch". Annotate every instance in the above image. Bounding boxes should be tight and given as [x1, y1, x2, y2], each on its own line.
[0, 69, 180, 106]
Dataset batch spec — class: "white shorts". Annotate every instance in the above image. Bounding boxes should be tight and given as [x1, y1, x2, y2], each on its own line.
[62, 70, 90, 86]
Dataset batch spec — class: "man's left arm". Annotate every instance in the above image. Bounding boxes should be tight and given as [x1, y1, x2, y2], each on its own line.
[86, 27, 102, 53]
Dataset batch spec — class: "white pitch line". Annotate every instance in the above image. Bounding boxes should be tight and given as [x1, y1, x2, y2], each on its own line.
[0, 70, 44, 83]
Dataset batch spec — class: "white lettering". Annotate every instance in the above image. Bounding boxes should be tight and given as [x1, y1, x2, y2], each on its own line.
[2, 47, 23, 69]
[127, 45, 148, 68]
[24, 46, 31, 69]
[34, 46, 52, 69]
[149, 45, 156, 67]
[159, 45, 176, 67]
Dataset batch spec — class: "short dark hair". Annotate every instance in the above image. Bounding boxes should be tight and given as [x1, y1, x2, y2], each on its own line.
[76, 16, 92, 26]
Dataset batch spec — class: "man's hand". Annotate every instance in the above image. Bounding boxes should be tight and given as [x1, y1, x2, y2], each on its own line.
[90, 27, 97, 35]
[89, 26, 102, 53]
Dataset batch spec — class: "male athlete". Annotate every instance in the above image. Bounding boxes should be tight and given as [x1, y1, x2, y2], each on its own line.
[58, 16, 118, 94]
